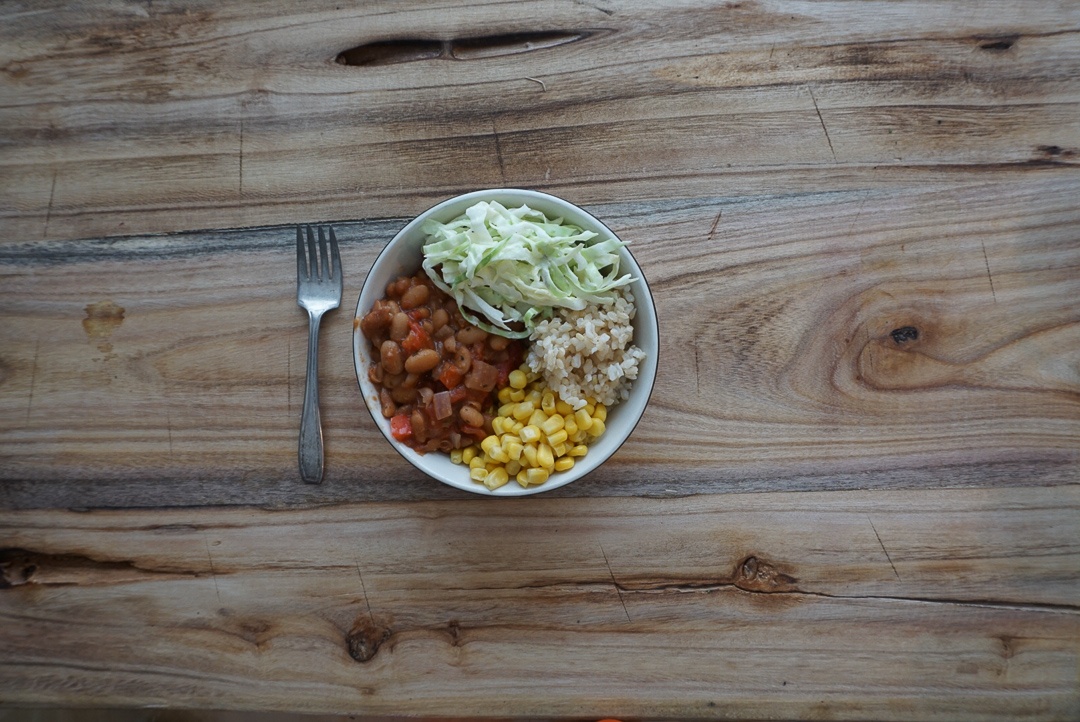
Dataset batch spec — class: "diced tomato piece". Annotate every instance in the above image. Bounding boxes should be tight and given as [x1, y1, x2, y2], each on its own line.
[471, 342, 486, 362]
[448, 385, 469, 404]
[389, 413, 412, 441]
[436, 363, 463, 390]
[401, 319, 432, 354]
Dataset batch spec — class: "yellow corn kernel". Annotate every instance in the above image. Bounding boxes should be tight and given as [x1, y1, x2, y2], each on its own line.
[497, 387, 514, 404]
[481, 435, 500, 454]
[513, 401, 534, 421]
[537, 443, 555, 469]
[490, 417, 504, 435]
[541, 391, 556, 414]
[506, 459, 521, 476]
[587, 418, 606, 437]
[553, 442, 568, 457]
[526, 388, 543, 404]
[584, 401, 596, 416]
[505, 441, 524, 461]
[526, 467, 549, 485]
[574, 409, 593, 431]
[461, 446, 476, 464]
[484, 468, 509, 490]
[571, 430, 589, 444]
[509, 388, 525, 402]
[469, 455, 487, 469]
[528, 409, 548, 428]
[563, 416, 578, 436]
[554, 456, 575, 472]
[470, 466, 488, 482]
[519, 425, 542, 444]
[547, 429, 568, 447]
[490, 447, 510, 464]
[594, 403, 607, 422]
[508, 369, 528, 390]
[499, 403, 515, 418]
[522, 443, 539, 467]
[540, 414, 564, 436]
[450, 448, 464, 464]
[514, 469, 528, 487]
[500, 433, 518, 446]
[511, 421, 525, 434]
[555, 400, 574, 416]
[569, 444, 588, 457]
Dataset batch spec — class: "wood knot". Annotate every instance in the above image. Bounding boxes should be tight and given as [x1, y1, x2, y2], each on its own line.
[346, 617, 390, 663]
[0, 549, 37, 589]
[446, 619, 463, 646]
[1036, 145, 1075, 160]
[735, 556, 798, 593]
[82, 300, 125, 353]
[890, 326, 919, 344]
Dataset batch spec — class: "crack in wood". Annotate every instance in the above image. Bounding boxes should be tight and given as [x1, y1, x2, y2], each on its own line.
[42, 170, 57, 239]
[204, 537, 222, 604]
[981, 240, 997, 302]
[807, 86, 837, 163]
[336, 31, 592, 67]
[0, 548, 197, 588]
[356, 559, 374, 622]
[867, 516, 901, 581]
[600, 544, 632, 623]
[706, 208, 722, 242]
[621, 582, 1080, 614]
[25, 339, 39, 423]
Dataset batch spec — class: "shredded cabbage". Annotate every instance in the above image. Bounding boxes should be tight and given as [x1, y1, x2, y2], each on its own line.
[421, 200, 634, 338]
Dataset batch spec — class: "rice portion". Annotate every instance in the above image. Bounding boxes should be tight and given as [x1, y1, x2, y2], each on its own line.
[526, 286, 646, 410]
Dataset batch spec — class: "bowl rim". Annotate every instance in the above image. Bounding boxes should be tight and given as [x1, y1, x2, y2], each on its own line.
[352, 187, 659, 496]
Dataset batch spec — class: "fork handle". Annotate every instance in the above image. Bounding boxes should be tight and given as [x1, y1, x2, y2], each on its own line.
[299, 309, 326, 484]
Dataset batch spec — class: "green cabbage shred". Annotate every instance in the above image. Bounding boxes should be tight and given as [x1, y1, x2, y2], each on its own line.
[421, 200, 634, 338]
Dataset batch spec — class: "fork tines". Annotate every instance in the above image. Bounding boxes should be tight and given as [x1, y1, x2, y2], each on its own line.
[296, 224, 341, 282]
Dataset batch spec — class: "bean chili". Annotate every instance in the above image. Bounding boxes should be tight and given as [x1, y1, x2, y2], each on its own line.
[360, 271, 525, 454]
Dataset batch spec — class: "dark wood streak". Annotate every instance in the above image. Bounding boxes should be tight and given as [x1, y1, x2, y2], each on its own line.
[336, 31, 596, 67]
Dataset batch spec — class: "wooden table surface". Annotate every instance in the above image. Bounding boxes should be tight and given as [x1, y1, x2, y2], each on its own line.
[2, 1, 1079, 719]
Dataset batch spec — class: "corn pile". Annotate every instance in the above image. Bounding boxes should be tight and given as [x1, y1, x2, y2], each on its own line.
[450, 368, 607, 489]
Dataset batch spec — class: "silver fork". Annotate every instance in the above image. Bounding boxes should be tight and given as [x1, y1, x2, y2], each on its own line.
[296, 224, 342, 484]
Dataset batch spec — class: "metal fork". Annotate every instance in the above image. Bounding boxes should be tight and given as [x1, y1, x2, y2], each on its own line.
[296, 224, 342, 484]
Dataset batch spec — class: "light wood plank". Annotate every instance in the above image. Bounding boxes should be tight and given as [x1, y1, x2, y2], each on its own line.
[2, 180, 1077, 506]
[2, 1, 1078, 241]
[2, 486, 1077, 719]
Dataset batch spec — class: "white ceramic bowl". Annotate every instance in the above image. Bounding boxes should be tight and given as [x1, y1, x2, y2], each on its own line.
[353, 189, 659, 496]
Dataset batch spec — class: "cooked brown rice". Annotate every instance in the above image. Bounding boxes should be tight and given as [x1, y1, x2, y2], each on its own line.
[525, 286, 646, 410]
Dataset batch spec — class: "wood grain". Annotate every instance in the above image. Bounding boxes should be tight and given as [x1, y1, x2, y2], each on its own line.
[1, 1, 1078, 241]
[1, 182, 1078, 507]
[2, 486, 1078, 719]
[2, 2, 1080, 717]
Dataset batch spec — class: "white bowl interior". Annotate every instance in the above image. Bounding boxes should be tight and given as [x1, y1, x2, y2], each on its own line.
[353, 189, 659, 496]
